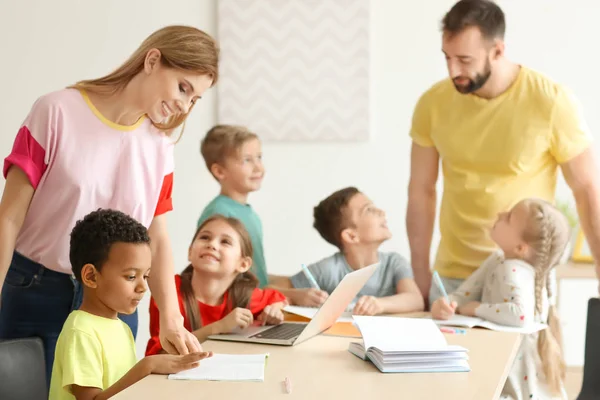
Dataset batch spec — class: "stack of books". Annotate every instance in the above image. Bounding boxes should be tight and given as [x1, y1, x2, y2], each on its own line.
[348, 316, 470, 373]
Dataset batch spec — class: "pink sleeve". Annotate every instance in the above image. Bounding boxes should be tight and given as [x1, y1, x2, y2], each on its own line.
[3, 96, 58, 188]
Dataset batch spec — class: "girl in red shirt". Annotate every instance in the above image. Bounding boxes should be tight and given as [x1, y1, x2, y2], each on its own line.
[146, 215, 287, 355]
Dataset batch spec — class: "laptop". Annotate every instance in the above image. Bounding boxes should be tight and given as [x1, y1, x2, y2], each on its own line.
[207, 263, 379, 346]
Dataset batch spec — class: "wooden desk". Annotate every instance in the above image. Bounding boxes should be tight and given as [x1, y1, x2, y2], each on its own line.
[114, 328, 521, 400]
[556, 261, 596, 280]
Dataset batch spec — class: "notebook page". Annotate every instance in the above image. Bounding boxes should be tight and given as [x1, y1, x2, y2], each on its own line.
[433, 315, 547, 333]
[433, 315, 482, 328]
[168, 353, 269, 382]
[353, 316, 448, 352]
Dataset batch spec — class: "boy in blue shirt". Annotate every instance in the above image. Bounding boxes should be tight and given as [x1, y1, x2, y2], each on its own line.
[198, 125, 268, 287]
[49, 209, 210, 400]
[270, 187, 425, 315]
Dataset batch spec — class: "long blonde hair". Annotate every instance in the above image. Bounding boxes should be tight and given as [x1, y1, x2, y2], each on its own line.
[521, 198, 571, 395]
[71, 25, 219, 135]
[180, 215, 258, 330]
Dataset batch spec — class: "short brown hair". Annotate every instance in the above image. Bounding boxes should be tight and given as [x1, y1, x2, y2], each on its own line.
[313, 187, 360, 250]
[200, 124, 259, 178]
[442, 0, 505, 40]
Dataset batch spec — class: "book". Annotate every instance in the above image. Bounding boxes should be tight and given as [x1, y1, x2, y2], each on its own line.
[348, 316, 470, 373]
[432, 315, 547, 334]
[167, 353, 269, 382]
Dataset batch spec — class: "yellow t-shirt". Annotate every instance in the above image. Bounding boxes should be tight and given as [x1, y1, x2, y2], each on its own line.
[410, 66, 592, 280]
[49, 310, 137, 400]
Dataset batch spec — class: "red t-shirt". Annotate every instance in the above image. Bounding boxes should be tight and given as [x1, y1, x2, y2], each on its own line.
[145, 274, 286, 356]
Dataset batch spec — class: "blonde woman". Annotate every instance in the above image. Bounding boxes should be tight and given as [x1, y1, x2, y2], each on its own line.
[432, 198, 570, 399]
[0, 25, 219, 382]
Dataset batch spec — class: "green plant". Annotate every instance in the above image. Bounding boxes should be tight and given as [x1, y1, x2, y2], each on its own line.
[556, 199, 578, 229]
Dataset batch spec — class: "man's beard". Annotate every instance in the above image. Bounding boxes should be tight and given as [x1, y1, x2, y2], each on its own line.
[453, 61, 492, 94]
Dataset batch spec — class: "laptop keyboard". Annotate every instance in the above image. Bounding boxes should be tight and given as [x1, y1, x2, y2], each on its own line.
[249, 323, 306, 340]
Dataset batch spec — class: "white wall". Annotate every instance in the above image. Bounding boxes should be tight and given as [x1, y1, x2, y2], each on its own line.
[1, 0, 599, 359]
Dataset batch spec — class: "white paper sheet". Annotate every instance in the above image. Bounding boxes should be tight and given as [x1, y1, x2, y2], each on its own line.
[168, 353, 269, 382]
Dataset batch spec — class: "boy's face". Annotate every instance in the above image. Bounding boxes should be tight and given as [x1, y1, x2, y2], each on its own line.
[86, 242, 152, 315]
[188, 218, 251, 277]
[217, 138, 264, 195]
[343, 192, 391, 246]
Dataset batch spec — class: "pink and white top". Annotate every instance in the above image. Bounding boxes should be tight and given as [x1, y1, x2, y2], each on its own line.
[3, 88, 175, 275]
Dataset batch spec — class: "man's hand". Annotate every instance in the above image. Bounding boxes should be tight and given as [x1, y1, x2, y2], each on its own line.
[457, 301, 481, 317]
[414, 268, 432, 306]
[290, 288, 329, 307]
[159, 316, 202, 355]
[431, 298, 457, 320]
[353, 296, 384, 316]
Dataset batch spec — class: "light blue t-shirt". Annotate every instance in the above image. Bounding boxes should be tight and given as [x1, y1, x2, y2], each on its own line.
[289, 251, 413, 299]
[197, 195, 268, 287]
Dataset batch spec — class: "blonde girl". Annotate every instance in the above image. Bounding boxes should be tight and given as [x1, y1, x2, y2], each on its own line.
[432, 198, 570, 399]
[146, 215, 287, 355]
[0, 25, 218, 381]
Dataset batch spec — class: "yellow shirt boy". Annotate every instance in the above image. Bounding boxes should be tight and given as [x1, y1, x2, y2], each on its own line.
[49, 310, 137, 400]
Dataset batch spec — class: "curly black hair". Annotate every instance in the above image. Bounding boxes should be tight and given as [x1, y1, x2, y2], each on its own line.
[69, 209, 151, 282]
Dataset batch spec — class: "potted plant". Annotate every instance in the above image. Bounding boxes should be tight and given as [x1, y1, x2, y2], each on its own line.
[556, 198, 579, 264]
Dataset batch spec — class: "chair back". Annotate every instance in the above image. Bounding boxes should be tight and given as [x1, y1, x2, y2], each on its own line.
[0, 337, 47, 400]
[577, 297, 600, 400]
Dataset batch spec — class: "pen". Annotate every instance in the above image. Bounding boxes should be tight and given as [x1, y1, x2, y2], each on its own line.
[301, 263, 321, 290]
[432, 271, 449, 302]
[284, 377, 292, 394]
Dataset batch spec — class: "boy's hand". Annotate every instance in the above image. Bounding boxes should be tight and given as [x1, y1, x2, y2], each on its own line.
[291, 288, 328, 307]
[147, 351, 213, 375]
[257, 302, 286, 325]
[431, 298, 457, 320]
[218, 307, 254, 332]
[353, 296, 383, 316]
[457, 301, 481, 317]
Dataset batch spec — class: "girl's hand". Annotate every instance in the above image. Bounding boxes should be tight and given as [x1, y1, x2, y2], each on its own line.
[257, 302, 286, 325]
[431, 298, 457, 320]
[457, 301, 481, 317]
[218, 307, 254, 332]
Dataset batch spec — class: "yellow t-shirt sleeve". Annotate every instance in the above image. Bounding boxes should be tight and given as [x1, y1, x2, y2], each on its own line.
[61, 329, 104, 392]
[409, 92, 435, 147]
[549, 87, 593, 164]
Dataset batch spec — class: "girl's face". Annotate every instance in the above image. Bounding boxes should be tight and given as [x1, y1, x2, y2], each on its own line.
[188, 219, 251, 277]
[140, 49, 214, 124]
[490, 200, 530, 259]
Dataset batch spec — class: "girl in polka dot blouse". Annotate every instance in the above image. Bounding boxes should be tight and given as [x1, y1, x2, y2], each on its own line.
[432, 198, 569, 400]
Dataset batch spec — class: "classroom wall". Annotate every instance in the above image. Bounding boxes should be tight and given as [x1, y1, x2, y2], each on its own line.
[1, 0, 599, 359]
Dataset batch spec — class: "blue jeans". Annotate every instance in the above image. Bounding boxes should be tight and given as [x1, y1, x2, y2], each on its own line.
[0, 252, 138, 387]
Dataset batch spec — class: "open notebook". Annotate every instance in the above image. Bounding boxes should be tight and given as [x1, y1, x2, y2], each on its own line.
[348, 316, 470, 373]
[168, 353, 269, 382]
[432, 315, 547, 334]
